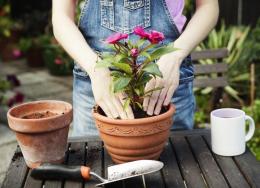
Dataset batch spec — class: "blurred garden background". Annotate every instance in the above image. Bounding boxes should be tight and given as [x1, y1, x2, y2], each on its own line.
[0, 0, 260, 184]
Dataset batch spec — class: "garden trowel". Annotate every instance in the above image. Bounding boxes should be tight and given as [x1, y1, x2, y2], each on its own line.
[31, 160, 163, 186]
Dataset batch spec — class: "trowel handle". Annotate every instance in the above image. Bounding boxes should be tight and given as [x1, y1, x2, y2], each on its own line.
[31, 164, 91, 181]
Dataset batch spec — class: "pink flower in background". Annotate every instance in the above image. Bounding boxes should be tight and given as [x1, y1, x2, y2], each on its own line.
[131, 48, 139, 57]
[134, 26, 150, 39]
[148, 30, 165, 44]
[7, 92, 24, 107]
[12, 49, 22, 58]
[105, 33, 128, 44]
[14, 92, 24, 103]
[54, 58, 63, 65]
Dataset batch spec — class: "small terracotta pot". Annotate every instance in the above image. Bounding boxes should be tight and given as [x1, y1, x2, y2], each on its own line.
[7, 100, 73, 168]
[92, 104, 175, 164]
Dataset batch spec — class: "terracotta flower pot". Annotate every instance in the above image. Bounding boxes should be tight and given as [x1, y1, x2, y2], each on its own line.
[7, 100, 73, 168]
[92, 104, 175, 164]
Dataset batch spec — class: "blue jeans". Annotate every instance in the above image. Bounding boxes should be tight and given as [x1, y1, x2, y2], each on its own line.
[72, 68, 195, 137]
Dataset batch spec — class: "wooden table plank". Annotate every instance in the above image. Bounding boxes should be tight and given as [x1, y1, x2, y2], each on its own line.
[171, 136, 207, 188]
[2, 146, 29, 188]
[23, 169, 43, 188]
[64, 142, 86, 188]
[203, 134, 251, 188]
[160, 141, 185, 188]
[44, 144, 69, 188]
[234, 148, 260, 187]
[143, 170, 165, 188]
[84, 141, 103, 188]
[44, 181, 63, 188]
[187, 135, 229, 188]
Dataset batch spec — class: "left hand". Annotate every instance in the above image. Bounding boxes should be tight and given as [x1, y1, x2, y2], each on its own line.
[143, 50, 187, 115]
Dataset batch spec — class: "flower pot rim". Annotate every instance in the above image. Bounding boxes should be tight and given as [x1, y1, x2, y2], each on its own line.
[92, 103, 175, 125]
[7, 100, 72, 122]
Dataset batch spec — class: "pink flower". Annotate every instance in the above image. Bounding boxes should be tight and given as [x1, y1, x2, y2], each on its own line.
[131, 48, 139, 57]
[133, 26, 150, 39]
[12, 49, 22, 58]
[105, 33, 128, 44]
[148, 30, 165, 44]
[54, 58, 63, 65]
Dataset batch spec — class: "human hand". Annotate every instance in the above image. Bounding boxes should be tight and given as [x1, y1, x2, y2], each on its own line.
[143, 50, 187, 115]
[89, 66, 134, 119]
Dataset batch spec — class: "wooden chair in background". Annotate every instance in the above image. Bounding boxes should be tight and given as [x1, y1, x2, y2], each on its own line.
[191, 48, 229, 109]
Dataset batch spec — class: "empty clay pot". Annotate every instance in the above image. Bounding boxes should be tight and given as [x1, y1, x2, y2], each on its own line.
[92, 104, 175, 164]
[7, 100, 73, 168]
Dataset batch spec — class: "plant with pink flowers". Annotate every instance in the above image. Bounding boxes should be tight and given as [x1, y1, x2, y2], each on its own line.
[0, 75, 24, 108]
[96, 26, 177, 111]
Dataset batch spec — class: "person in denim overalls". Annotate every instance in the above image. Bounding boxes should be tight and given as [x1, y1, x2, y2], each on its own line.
[52, 0, 219, 137]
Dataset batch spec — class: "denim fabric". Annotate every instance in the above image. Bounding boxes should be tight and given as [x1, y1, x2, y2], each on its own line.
[72, 0, 195, 136]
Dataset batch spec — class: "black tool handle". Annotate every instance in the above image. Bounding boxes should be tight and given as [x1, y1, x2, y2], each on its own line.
[31, 164, 91, 181]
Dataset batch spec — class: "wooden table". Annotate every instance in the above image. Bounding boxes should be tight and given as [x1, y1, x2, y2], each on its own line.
[2, 129, 260, 188]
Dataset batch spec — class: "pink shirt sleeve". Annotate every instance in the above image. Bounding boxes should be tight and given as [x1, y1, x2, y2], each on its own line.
[165, 0, 187, 33]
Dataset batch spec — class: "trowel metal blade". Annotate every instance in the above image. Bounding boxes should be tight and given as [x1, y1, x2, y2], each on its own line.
[96, 160, 163, 187]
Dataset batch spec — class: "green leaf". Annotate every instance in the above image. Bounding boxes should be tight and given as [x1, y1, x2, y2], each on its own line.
[134, 88, 141, 96]
[110, 71, 125, 78]
[115, 54, 127, 63]
[113, 77, 131, 93]
[123, 98, 131, 110]
[118, 57, 132, 64]
[142, 63, 162, 77]
[150, 45, 178, 60]
[136, 39, 146, 48]
[140, 51, 152, 61]
[224, 86, 244, 105]
[230, 73, 249, 82]
[112, 62, 132, 74]
[136, 73, 152, 86]
[95, 60, 112, 68]
[135, 101, 143, 110]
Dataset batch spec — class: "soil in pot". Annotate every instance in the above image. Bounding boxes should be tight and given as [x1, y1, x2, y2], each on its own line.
[22, 111, 59, 119]
[7, 100, 73, 168]
[93, 104, 175, 164]
[95, 106, 168, 119]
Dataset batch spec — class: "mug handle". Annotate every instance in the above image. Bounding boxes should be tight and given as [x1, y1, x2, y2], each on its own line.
[245, 115, 255, 142]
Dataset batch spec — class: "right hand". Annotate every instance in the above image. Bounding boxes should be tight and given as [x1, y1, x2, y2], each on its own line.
[89, 67, 134, 119]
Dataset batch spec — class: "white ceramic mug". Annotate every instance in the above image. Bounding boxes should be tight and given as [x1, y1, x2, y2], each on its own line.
[211, 108, 255, 156]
